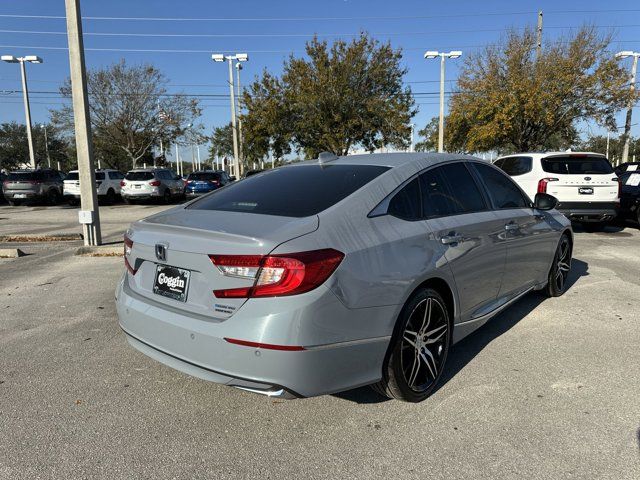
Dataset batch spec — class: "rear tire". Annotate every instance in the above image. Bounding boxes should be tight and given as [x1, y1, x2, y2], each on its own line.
[372, 288, 451, 402]
[163, 189, 171, 204]
[8, 200, 21, 207]
[105, 188, 116, 205]
[48, 189, 60, 205]
[543, 233, 572, 297]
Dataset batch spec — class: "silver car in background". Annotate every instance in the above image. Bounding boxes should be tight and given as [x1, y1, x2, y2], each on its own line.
[116, 153, 572, 402]
[121, 168, 183, 204]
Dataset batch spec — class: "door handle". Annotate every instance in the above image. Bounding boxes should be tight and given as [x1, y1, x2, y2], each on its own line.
[441, 233, 463, 245]
[504, 222, 519, 231]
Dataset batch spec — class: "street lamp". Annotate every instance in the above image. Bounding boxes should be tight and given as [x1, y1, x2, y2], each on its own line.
[423, 50, 462, 153]
[211, 53, 248, 176]
[615, 50, 640, 165]
[235, 62, 245, 167]
[39, 123, 52, 168]
[2, 54, 43, 169]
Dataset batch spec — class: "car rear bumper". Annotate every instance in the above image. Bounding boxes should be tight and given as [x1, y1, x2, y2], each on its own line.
[556, 201, 618, 222]
[115, 273, 392, 398]
[3, 190, 41, 199]
[185, 191, 210, 198]
[122, 191, 161, 199]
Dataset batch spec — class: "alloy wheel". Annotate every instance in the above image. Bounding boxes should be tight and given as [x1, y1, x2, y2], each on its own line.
[555, 236, 571, 292]
[400, 297, 449, 392]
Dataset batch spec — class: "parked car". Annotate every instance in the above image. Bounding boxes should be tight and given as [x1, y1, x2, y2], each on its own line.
[494, 152, 619, 231]
[617, 170, 640, 226]
[184, 170, 233, 199]
[2, 168, 64, 206]
[120, 168, 183, 204]
[116, 152, 572, 402]
[242, 169, 264, 179]
[614, 161, 640, 175]
[63, 169, 124, 206]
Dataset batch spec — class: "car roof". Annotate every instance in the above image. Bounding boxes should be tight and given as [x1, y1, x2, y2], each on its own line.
[294, 152, 482, 168]
[127, 168, 168, 172]
[498, 151, 606, 159]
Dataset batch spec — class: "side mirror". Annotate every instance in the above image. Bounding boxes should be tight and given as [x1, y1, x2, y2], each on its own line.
[534, 192, 558, 211]
[229, 176, 236, 182]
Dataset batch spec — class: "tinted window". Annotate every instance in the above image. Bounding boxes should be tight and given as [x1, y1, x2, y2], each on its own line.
[188, 172, 222, 181]
[125, 171, 154, 181]
[388, 178, 421, 220]
[188, 164, 389, 217]
[7, 171, 42, 181]
[495, 157, 532, 176]
[542, 155, 613, 175]
[108, 171, 124, 179]
[472, 163, 529, 209]
[66, 172, 79, 181]
[419, 163, 486, 218]
[94, 172, 105, 180]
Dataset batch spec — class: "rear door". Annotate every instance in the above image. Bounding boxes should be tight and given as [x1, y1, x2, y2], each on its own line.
[541, 154, 618, 203]
[422, 162, 506, 321]
[471, 162, 557, 296]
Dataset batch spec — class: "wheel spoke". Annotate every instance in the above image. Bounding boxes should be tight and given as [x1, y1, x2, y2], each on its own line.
[420, 349, 437, 380]
[424, 324, 447, 344]
[407, 352, 421, 387]
[403, 335, 418, 349]
[419, 298, 432, 332]
[558, 261, 570, 272]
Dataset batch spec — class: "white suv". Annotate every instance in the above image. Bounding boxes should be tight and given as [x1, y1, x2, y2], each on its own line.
[494, 152, 619, 230]
[63, 169, 124, 206]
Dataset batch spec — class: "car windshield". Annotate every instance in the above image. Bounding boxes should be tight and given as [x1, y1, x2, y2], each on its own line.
[125, 171, 155, 181]
[542, 156, 614, 175]
[188, 172, 222, 181]
[187, 164, 390, 217]
[7, 171, 42, 181]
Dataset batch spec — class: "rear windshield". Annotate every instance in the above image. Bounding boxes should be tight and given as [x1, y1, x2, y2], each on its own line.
[65, 172, 105, 180]
[187, 172, 222, 181]
[187, 164, 390, 217]
[542, 156, 613, 175]
[125, 171, 154, 181]
[7, 171, 42, 181]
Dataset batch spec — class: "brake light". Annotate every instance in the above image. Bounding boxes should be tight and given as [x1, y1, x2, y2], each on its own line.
[613, 177, 621, 200]
[210, 249, 344, 298]
[149, 180, 161, 187]
[209, 180, 220, 185]
[123, 233, 137, 275]
[120, 180, 126, 187]
[537, 177, 559, 194]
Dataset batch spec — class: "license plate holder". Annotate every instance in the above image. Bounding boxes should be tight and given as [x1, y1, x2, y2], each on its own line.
[578, 187, 593, 195]
[14, 193, 27, 198]
[153, 264, 190, 302]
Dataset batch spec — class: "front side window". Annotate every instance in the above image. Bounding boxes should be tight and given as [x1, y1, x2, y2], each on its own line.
[471, 163, 529, 209]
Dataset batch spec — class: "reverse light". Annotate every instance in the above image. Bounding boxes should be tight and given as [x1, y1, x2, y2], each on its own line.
[210, 249, 344, 298]
[123, 233, 137, 275]
[613, 177, 621, 201]
[537, 177, 558, 194]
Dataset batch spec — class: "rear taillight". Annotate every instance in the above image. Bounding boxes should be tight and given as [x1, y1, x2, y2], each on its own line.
[124, 233, 137, 275]
[2, 181, 8, 186]
[613, 177, 621, 200]
[209, 180, 220, 185]
[120, 180, 126, 187]
[210, 249, 344, 298]
[149, 180, 161, 187]
[537, 177, 559, 194]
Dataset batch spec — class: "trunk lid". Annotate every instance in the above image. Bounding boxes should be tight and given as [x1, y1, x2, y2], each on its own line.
[541, 154, 618, 202]
[125, 208, 319, 319]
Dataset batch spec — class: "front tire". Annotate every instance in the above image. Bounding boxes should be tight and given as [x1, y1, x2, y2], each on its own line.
[372, 288, 451, 402]
[8, 200, 21, 207]
[163, 189, 171, 204]
[543, 233, 572, 297]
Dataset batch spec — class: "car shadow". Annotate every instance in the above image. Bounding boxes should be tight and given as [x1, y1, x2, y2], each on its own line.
[334, 258, 589, 404]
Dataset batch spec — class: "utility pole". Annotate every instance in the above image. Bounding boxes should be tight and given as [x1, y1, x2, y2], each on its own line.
[42, 124, 51, 168]
[615, 51, 639, 164]
[606, 131, 610, 159]
[424, 50, 462, 153]
[536, 10, 543, 61]
[236, 62, 244, 169]
[65, 0, 101, 246]
[175, 143, 181, 176]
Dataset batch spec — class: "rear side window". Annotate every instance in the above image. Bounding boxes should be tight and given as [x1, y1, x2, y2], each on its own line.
[388, 178, 421, 220]
[472, 163, 529, 209]
[542, 155, 613, 175]
[420, 163, 486, 218]
[125, 171, 154, 181]
[94, 172, 105, 180]
[65, 172, 79, 180]
[188, 164, 389, 217]
[109, 172, 124, 180]
[188, 172, 222, 181]
[495, 157, 532, 176]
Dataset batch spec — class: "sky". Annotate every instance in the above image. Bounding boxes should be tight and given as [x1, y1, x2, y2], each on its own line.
[1, 0, 639, 162]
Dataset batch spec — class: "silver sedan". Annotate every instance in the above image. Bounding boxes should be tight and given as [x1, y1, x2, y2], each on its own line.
[116, 153, 572, 402]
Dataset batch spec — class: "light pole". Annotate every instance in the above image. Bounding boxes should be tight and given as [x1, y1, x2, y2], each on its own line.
[2, 54, 42, 169]
[235, 62, 244, 168]
[40, 123, 52, 168]
[615, 51, 640, 165]
[212, 53, 248, 177]
[424, 50, 462, 153]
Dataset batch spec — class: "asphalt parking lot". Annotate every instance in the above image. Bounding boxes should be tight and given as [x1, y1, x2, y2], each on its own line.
[0, 203, 639, 479]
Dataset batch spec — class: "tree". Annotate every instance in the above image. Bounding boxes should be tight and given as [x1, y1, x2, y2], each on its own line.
[208, 123, 234, 159]
[579, 134, 640, 161]
[243, 34, 416, 159]
[52, 60, 201, 170]
[439, 26, 633, 153]
[414, 117, 439, 152]
[0, 122, 69, 171]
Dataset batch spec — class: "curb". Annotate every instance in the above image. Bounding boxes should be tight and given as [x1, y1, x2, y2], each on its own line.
[0, 233, 83, 242]
[0, 248, 25, 258]
[75, 244, 123, 257]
